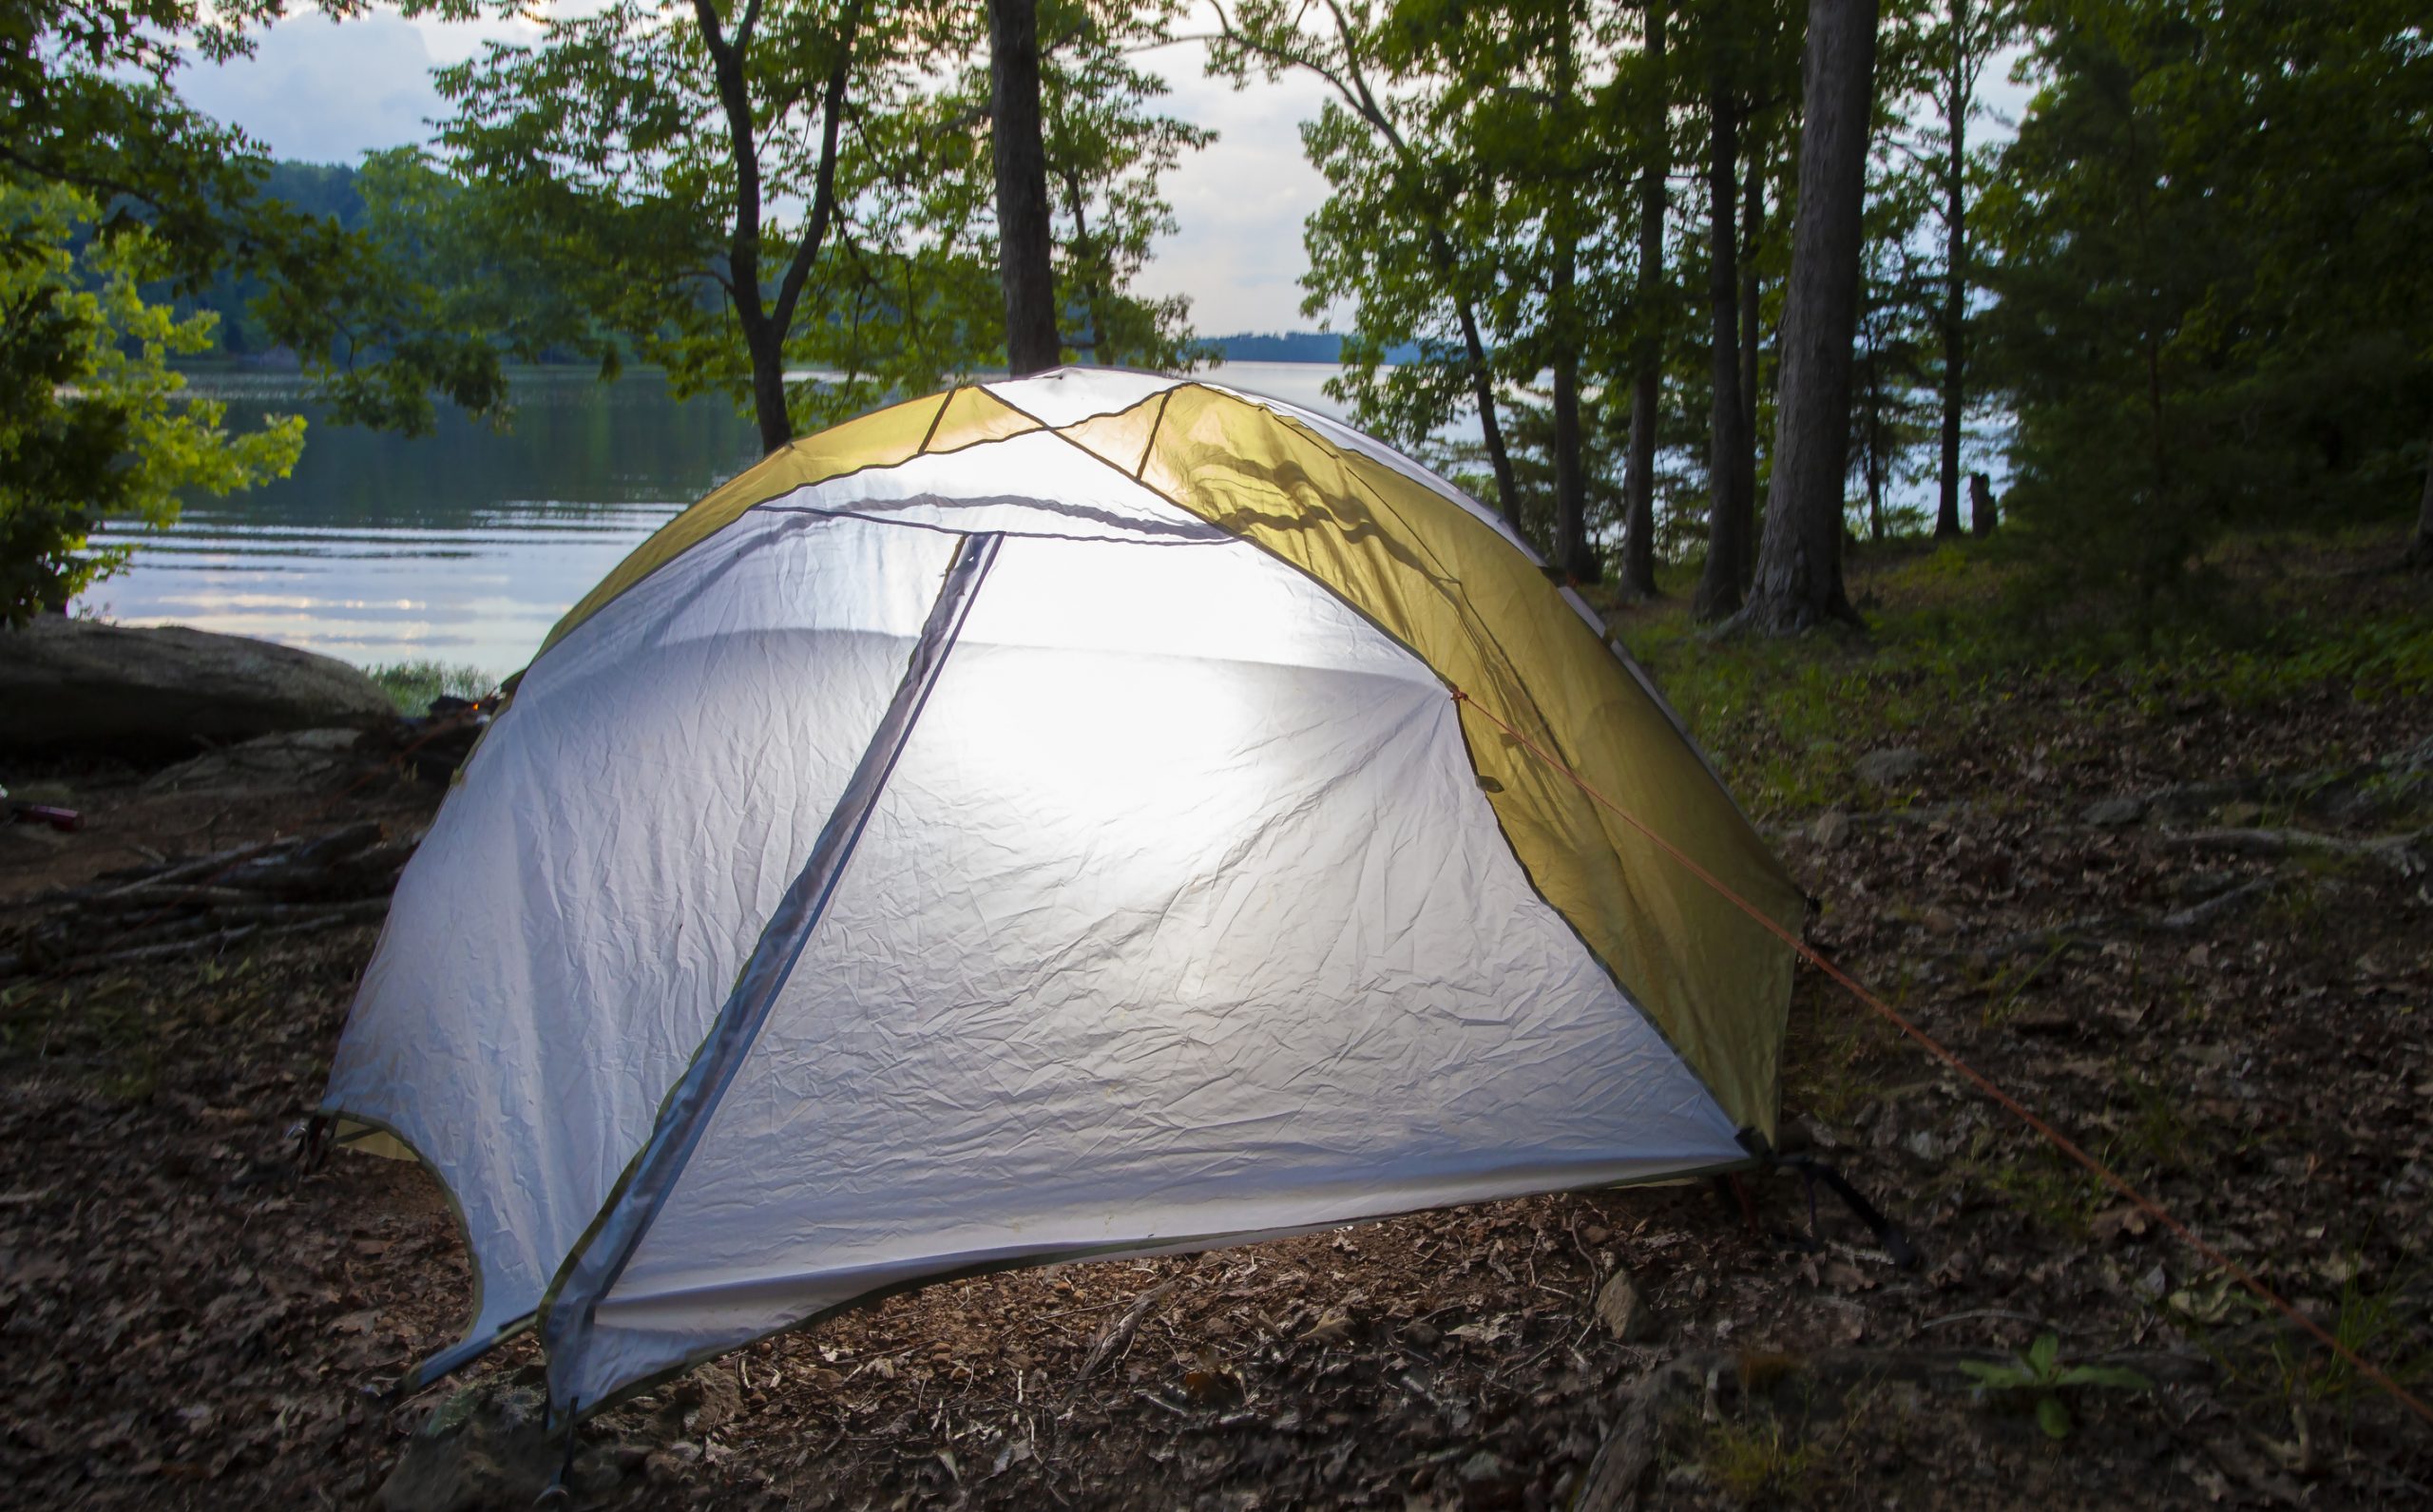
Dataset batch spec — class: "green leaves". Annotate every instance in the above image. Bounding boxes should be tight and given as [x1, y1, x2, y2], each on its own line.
[1958, 1331, 2155, 1439]
[0, 182, 304, 623]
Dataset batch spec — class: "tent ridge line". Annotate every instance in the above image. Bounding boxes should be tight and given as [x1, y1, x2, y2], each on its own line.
[536, 529, 1006, 1419]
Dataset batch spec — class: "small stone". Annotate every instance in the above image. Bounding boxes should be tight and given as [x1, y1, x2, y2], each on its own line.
[1579, 1223, 1612, 1246]
[1853, 748, 1926, 790]
[1403, 1321, 1440, 1347]
[1811, 809, 1852, 848]
[1595, 1270, 1655, 1343]
[1460, 1449, 1513, 1485]
[2081, 796, 2146, 828]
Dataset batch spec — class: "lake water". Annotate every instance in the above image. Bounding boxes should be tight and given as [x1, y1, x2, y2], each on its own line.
[85, 362, 1358, 679]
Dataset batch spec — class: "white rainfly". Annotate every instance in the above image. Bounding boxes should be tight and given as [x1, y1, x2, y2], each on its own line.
[322, 369, 1792, 1418]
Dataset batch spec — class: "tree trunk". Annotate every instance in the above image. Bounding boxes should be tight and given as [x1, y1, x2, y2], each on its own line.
[990, 0, 1061, 376]
[1933, 0, 1968, 539]
[1730, 0, 1877, 636]
[1694, 88, 1748, 622]
[1455, 297, 1522, 526]
[1549, 23, 1594, 582]
[1865, 352, 1886, 541]
[1740, 135, 1764, 466]
[2407, 428, 2433, 569]
[1619, 0, 1668, 600]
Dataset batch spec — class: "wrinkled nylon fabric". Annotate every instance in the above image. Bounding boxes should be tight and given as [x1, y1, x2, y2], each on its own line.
[323, 513, 961, 1341]
[534, 388, 1041, 660]
[748, 429, 1226, 545]
[1060, 385, 1803, 1137]
[557, 532, 1743, 1408]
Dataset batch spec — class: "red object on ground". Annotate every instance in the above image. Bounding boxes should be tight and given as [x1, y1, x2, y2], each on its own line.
[10, 804, 82, 833]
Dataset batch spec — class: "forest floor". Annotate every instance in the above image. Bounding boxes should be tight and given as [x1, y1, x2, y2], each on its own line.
[4, 527, 2429, 1510]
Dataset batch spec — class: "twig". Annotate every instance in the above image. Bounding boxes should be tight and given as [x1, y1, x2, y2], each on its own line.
[1079, 1281, 1175, 1382]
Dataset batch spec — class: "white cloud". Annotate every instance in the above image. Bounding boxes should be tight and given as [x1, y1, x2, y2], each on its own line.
[181, 11, 450, 163]
[1131, 41, 1336, 336]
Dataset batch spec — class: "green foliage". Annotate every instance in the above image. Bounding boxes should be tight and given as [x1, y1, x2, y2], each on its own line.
[410, 0, 1204, 445]
[370, 660, 499, 716]
[1984, 0, 2433, 631]
[1959, 1332, 2153, 1439]
[0, 182, 302, 623]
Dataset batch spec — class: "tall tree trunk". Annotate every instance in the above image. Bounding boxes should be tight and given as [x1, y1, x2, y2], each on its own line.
[1694, 88, 1748, 622]
[1549, 20, 1594, 582]
[1062, 170, 1114, 366]
[1933, 0, 1968, 539]
[1740, 133, 1764, 466]
[2408, 426, 2433, 569]
[1864, 352, 1886, 541]
[990, 0, 1061, 376]
[1732, 0, 1877, 636]
[1619, 0, 1669, 600]
[1552, 258, 1595, 581]
[1453, 297, 1522, 525]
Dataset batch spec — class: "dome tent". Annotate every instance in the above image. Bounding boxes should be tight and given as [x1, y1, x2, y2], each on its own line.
[322, 367, 1804, 1418]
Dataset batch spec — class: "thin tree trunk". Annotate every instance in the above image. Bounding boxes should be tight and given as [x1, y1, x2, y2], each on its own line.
[1062, 170, 1113, 366]
[1694, 87, 1748, 622]
[1553, 265, 1595, 581]
[1550, 20, 1594, 582]
[1731, 0, 1877, 636]
[1740, 133, 1763, 468]
[1619, 0, 1668, 600]
[2408, 426, 2433, 569]
[1453, 297, 1522, 525]
[1933, 0, 1968, 539]
[990, 0, 1061, 376]
[1865, 352, 1886, 541]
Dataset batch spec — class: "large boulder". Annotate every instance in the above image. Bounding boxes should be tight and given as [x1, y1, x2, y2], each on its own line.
[0, 617, 395, 755]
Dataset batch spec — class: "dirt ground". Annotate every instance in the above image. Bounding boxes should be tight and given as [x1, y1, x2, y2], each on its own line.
[5, 545, 2429, 1509]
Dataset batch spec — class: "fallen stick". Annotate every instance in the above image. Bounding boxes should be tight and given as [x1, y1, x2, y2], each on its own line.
[1079, 1281, 1175, 1382]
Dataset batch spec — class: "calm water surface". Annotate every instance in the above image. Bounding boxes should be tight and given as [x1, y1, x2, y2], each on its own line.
[86, 362, 1357, 679]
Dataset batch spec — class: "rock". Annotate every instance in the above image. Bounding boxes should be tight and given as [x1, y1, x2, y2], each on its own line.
[142, 728, 370, 794]
[2081, 795, 2147, 828]
[0, 617, 394, 756]
[650, 1364, 741, 1438]
[379, 1381, 565, 1512]
[1595, 1270, 1655, 1343]
[1810, 808, 1852, 848]
[1853, 747, 1926, 790]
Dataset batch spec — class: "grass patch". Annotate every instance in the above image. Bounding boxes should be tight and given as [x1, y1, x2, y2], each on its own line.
[1695, 1411, 1819, 1501]
[368, 660, 499, 716]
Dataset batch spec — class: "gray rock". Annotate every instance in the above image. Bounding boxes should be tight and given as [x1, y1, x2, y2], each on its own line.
[380, 1382, 565, 1512]
[2081, 796, 2147, 828]
[142, 728, 369, 793]
[1810, 809, 1852, 849]
[1595, 1270, 1656, 1343]
[1852, 747, 1926, 790]
[0, 617, 393, 755]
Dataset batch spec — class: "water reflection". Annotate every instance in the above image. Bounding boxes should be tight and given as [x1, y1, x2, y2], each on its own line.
[86, 363, 1357, 679]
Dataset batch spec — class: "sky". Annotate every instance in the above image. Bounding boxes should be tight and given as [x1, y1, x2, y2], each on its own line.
[178, 6, 1340, 336]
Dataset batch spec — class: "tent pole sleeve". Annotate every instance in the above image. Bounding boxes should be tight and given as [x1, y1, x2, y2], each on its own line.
[538, 531, 1005, 1417]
